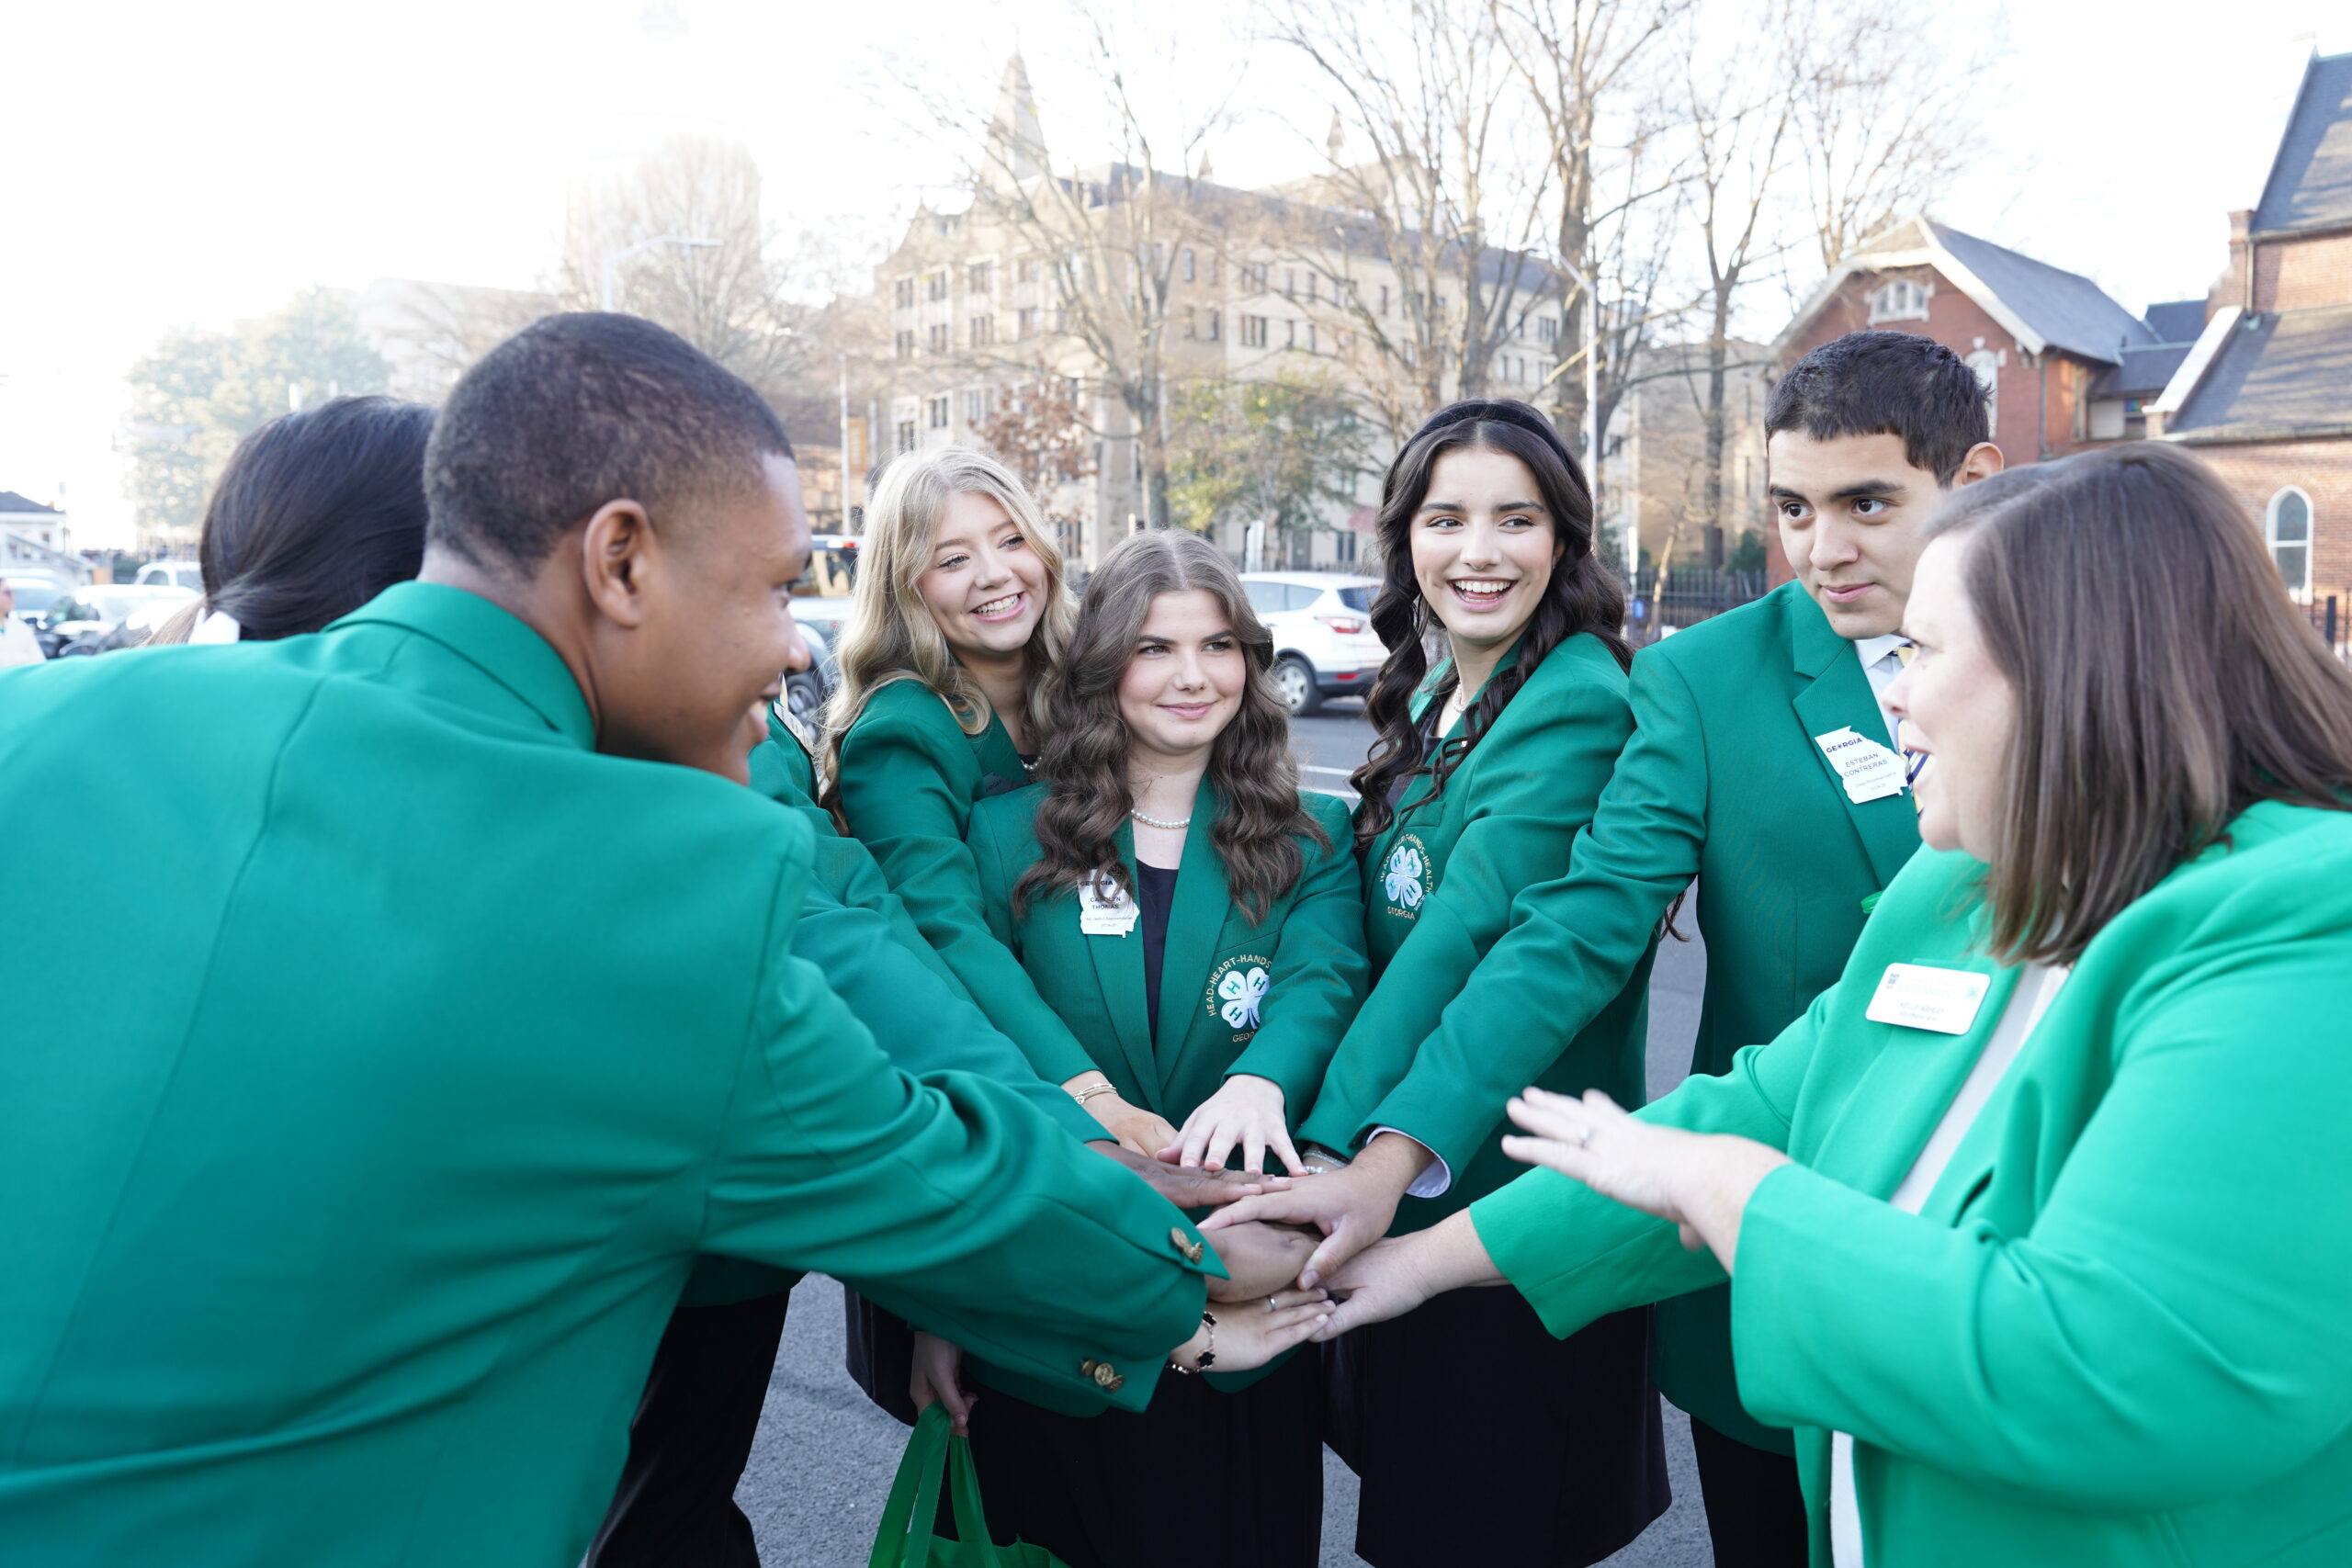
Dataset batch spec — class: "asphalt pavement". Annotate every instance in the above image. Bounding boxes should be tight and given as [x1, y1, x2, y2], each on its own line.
[735, 701, 1717, 1566]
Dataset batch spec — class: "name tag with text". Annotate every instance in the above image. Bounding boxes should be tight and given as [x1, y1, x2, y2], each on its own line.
[1866, 964, 1991, 1035]
[1079, 877, 1138, 937]
[1815, 726, 1909, 804]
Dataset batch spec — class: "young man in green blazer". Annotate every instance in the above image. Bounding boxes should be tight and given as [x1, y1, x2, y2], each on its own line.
[1287, 333, 2003, 1564]
[0, 317, 1314, 1567]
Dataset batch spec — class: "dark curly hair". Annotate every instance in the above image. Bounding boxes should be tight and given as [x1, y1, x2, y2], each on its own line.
[1017, 530, 1327, 924]
[1349, 400, 1631, 843]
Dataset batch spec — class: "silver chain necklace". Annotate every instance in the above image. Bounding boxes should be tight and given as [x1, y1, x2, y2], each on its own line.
[1130, 807, 1193, 829]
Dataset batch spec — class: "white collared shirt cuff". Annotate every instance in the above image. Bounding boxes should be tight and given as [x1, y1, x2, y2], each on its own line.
[1367, 1128, 1452, 1198]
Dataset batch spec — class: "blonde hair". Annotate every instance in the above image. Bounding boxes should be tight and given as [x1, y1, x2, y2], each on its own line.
[820, 446, 1080, 793]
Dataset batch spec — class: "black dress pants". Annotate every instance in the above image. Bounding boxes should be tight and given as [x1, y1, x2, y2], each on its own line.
[587, 1290, 794, 1568]
[1688, 1416, 1810, 1568]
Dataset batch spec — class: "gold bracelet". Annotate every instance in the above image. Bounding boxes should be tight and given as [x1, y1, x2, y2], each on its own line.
[1168, 1311, 1217, 1375]
[1070, 1081, 1117, 1106]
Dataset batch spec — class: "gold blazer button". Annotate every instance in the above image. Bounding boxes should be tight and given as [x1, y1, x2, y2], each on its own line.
[1091, 1360, 1121, 1388]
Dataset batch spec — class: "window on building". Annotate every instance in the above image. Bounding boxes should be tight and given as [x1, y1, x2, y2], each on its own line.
[1334, 530, 1357, 565]
[1306, 322, 1317, 354]
[1208, 308, 1222, 343]
[967, 262, 993, 295]
[1182, 247, 1196, 283]
[2267, 488, 2313, 597]
[1306, 272, 1319, 303]
[1015, 256, 1039, 284]
[1537, 315, 1557, 344]
[1245, 262, 1268, 293]
[1017, 306, 1039, 338]
[1284, 319, 1297, 350]
[894, 277, 915, 309]
[1867, 277, 1933, 324]
[1241, 314, 1269, 348]
[1966, 349, 1999, 437]
[925, 271, 948, 301]
[927, 323, 950, 354]
[971, 314, 995, 346]
[928, 396, 951, 430]
[894, 330, 916, 358]
[896, 419, 917, 454]
[1182, 305, 1197, 340]
[965, 388, 992, 424]
[1380, 284, 1390, 316]
[1283, 268, 1296, 299]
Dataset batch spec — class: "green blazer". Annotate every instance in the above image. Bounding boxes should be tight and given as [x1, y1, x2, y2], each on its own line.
[1363, 581, 1920, 1447]
[968, 779, 1369, 1393]
[1473, 801, 2352, 1568]
[1300, 630, 1649, 1227]
[836, 680, 1099, 1085]
[0, 584, 1218, 1567]
[682, 713, 1105, 1313]
[966, 782, 1368, 1122]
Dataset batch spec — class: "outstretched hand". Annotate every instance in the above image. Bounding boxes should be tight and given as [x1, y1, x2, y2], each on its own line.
[1501, 1087, 1788, 1270]
[1311, 1235, 1435, 1338]
[1090, 1142, 1286, 1209]
[1196, 1166, 1401, 1291]
[1163, 1074, 1304, 1176]
[1203, 1220, 1318, 1302]
[1170, 1289, 1332, 1374]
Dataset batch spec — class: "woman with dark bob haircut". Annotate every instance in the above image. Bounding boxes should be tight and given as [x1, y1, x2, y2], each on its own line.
[1318, 441, 2352, 1568]
[1206, 399, 1668, 1568]
[927, 528, 1368, 1568]
[148, 395, 435, 645]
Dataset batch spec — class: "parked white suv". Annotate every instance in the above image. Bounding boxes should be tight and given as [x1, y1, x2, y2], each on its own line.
[134, 560, 205, 592]
[1239, 571, 1385, 716]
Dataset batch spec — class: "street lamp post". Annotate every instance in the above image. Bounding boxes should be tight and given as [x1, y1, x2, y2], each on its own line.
[599, 235, 720, 312]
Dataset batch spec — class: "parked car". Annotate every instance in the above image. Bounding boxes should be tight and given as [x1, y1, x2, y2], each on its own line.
[7, 575, 67, 634]
[40, 586, 191, 657]
[1238, 571, 1384, 716]
[784, 622, 831, 726]
[133, 560, 205, 592]
[96, 590, 202, 652]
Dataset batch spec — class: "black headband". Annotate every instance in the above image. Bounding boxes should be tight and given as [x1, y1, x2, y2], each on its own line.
[1411, 399, 1577, 469]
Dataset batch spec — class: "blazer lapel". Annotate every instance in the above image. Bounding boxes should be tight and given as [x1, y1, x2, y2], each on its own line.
[1809, 958, 2024, 1200]
[1151, 779, 1232, 1098]
[1787, 598, 1921, 891]
[1082, 824, 1160, 1104]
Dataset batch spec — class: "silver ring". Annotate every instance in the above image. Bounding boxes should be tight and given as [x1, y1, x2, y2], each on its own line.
[1575, 1124, 1596, 1145]
[1266, 1295, 1279, 1313]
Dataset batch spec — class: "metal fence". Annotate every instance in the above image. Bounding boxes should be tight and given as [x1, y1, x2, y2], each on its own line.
[2307, 594, 2347, 665]
[1622, 567, 1770, 646]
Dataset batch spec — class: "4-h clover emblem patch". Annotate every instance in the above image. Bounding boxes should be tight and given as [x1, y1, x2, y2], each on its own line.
[1204, 954, 1273, 1038]
[1381, 835, 1431, 914]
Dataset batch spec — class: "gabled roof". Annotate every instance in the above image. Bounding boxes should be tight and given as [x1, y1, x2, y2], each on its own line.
[2251, 51, 2352, 237]
[2163, 302, 2352, 442]
[0, 491, 63, 516]
[1774, 216, 2154, 366]
[2088, 343, 2194, 400]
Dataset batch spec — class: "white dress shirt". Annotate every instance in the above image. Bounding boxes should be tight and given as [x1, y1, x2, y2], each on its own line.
[0, 615, 45, 667]
[1828, 963, 2071, 1568]
[1851, 632, 1908, 750]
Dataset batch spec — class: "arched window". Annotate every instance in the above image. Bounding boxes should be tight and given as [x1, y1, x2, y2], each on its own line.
[1965, 350, 1999, 438]
[2267, 488, 2313, 597]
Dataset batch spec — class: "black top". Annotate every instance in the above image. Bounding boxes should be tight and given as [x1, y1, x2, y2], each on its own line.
[1386, 700, 1446, 812]
[1136, 863, 1179, 1040]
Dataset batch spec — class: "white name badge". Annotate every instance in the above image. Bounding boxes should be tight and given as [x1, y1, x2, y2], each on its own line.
[1814, 726, 1909, 804]
[1079, 877, 1138, 937]
[1866, 964, 1992, 1035]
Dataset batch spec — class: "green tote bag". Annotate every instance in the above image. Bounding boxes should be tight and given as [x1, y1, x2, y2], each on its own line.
[867, 1404, 1069, 1568]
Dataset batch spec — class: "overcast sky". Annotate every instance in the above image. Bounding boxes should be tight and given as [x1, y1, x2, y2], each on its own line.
[0, 0, 2340, 546]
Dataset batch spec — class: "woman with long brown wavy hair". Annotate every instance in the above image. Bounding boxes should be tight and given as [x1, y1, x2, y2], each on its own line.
[1204, 399, 1668, 1568]
[930, 528, 1368, 1568]
[1309, 439, 2352, 1568]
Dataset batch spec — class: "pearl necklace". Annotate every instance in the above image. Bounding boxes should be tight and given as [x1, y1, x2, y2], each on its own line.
[1130, 808, 1193, 830]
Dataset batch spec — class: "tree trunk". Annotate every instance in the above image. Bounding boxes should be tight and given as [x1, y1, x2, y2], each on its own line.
[1702, 287, 1733, 569]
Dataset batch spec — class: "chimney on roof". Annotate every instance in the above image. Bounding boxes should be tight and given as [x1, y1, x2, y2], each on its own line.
[1326, 110, 1345, 166]
[2226, 208, 2256, 315]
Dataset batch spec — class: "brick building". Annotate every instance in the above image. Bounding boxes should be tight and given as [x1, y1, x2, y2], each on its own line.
[2150, 51, 2352, 645]
[1775, 217, 2199, 468]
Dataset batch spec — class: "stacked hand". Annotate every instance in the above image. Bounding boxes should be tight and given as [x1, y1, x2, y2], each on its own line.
[1161, 1074, 1303, 1176]
[1196, 1131, 1430, 1289]
[1088, 1141, 1283, 1211]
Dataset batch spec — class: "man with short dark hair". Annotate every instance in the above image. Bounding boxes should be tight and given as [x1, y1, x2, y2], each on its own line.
[1283, 331, 2002, 1566]
[0, 314, 1276, 1565]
